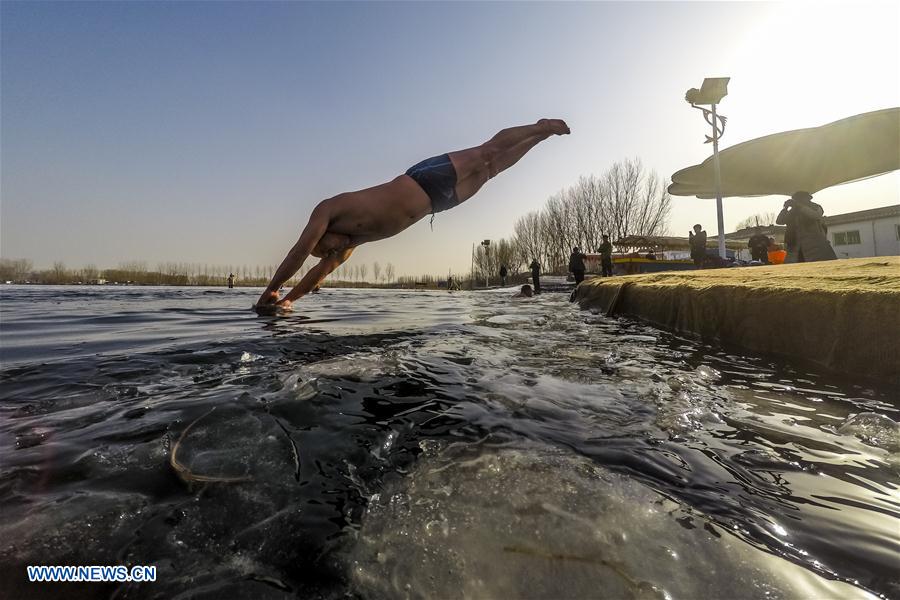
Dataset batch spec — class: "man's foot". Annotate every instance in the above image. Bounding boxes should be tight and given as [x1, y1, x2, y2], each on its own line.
[537, 118, 570, 135]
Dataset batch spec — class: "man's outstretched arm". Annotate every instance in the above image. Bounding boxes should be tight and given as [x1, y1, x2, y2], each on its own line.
[256, 211, 329, 307]
[277, 248, 354, 308]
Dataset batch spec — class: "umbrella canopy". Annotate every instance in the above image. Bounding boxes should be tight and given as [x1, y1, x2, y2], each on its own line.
[669, 107, 900, 198]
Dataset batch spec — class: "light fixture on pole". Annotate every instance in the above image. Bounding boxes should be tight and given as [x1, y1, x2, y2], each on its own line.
[480, 239, 491, 288]
[685, 77, 729, 259]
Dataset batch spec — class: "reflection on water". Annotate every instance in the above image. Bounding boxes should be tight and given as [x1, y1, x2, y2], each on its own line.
[0, 285, 897, 599]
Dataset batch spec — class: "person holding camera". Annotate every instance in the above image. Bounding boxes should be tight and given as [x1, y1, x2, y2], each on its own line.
[775, 192, 836, 263]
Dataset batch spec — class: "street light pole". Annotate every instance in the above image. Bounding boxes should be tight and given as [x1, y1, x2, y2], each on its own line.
[685, 77, 730, 259]
[711, 102, 726, 259]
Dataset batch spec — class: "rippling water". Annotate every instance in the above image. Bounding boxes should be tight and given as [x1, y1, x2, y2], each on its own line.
[1, 285, 897, 599]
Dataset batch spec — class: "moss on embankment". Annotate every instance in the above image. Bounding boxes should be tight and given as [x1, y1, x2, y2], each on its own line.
[574, 257, 900, 384]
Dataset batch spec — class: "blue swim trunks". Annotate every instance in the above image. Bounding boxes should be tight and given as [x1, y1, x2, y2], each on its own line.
[406, 154, 460, 213]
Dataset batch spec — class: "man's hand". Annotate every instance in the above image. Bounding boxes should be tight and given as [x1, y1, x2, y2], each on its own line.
[253, 289, 281, 315]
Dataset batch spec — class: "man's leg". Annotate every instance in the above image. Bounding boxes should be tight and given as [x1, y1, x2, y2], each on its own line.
[450, 119, 569, 202]
[607, 259, 614, 277]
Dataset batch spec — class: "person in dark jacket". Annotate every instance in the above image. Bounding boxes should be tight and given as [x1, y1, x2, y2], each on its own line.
[568, 247, 586, 285]
[776, 191, 837, 263]
[597, 235, 614, 277]
[499, 265, 508, 286]
[748, 227, 770, 263]
[688, 224, 707, 268]
[529, 259, 541, 293]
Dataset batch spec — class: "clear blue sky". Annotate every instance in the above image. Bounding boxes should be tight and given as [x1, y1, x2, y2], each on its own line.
[2, 1, 898, 276]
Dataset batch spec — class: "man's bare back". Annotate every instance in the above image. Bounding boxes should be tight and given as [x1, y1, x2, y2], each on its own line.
[316, 175, 432, 249]
[255, 119, 569, 313]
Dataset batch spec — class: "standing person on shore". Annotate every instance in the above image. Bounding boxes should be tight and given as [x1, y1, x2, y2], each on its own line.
[597, 234, 614, 277]
[689, 224, 707, 269]
[568, 247, 586, 285]
[748, 227, 770, 263]
[776, 191, 837, 263]
[499, 265, 508, 286]
[254, 119, 570, 313]
[529, 258, 541, 294]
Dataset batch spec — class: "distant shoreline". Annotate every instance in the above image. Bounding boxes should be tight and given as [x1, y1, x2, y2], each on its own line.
[0, 281, 447, 290]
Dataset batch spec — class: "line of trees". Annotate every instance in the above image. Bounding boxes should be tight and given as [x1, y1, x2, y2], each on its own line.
[3, 158, 672, 288]
[0, 258, 403, 287]
[474, 158, 672, 277]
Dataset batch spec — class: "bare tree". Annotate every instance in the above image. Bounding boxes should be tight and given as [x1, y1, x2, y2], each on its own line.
[385, 263, 395, 283]
[50, 261, 69, 284]
[81, 264, 99, 281]
[359, 263, 368, 282]
[373, 261, 382, 283]
[0, 258, 33, 282]
[602, 159, 670, 244]
[508, 158, 671, 269]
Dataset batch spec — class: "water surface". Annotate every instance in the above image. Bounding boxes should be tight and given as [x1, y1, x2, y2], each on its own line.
[1, 285, 897, 598]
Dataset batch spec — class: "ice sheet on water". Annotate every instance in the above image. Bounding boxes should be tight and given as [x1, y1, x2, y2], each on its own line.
[838, 412, 900, 452]
[0, 490, 147, 567]
[484, 314, 523, 326]
[240, 351, 264, 363]
[349, 442, 873, 600]
[277, 373, 318, 401]
[694, 364, 721, 381]
[300, 351, 402, 382]
[654, 368, 726, 437]
[170, 407, 296, 486]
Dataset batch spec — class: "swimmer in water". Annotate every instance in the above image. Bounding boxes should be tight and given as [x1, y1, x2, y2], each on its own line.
[254, 119, 570, 313]
[514, 284, 534, 298]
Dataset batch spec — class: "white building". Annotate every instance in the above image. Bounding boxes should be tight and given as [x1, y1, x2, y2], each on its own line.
[826, 205, 900, 258]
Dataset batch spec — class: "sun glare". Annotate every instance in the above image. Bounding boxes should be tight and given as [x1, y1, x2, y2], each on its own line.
[725, 2, 899, 141]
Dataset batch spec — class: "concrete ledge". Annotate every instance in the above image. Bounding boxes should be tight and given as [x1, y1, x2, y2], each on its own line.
[574, 257, 900, 384]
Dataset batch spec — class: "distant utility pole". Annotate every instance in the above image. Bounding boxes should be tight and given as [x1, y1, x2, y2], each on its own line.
[470, 243, 475, 289]
[481, 239, 491, 288]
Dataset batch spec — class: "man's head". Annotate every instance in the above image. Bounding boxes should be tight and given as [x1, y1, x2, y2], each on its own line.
[572, 246, 579, 253]
[693, 224, 702, 233]
[520, 284, 533, 297]
[602, 234, 610, 241]
[791, 191, 813, 204]
[311, 232, 352, 258]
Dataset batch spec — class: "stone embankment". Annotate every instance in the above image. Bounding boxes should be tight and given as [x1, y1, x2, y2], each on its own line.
[574, 257, 900, 383]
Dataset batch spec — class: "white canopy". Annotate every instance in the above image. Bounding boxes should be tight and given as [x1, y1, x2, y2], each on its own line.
[668, 107, 900, 198]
